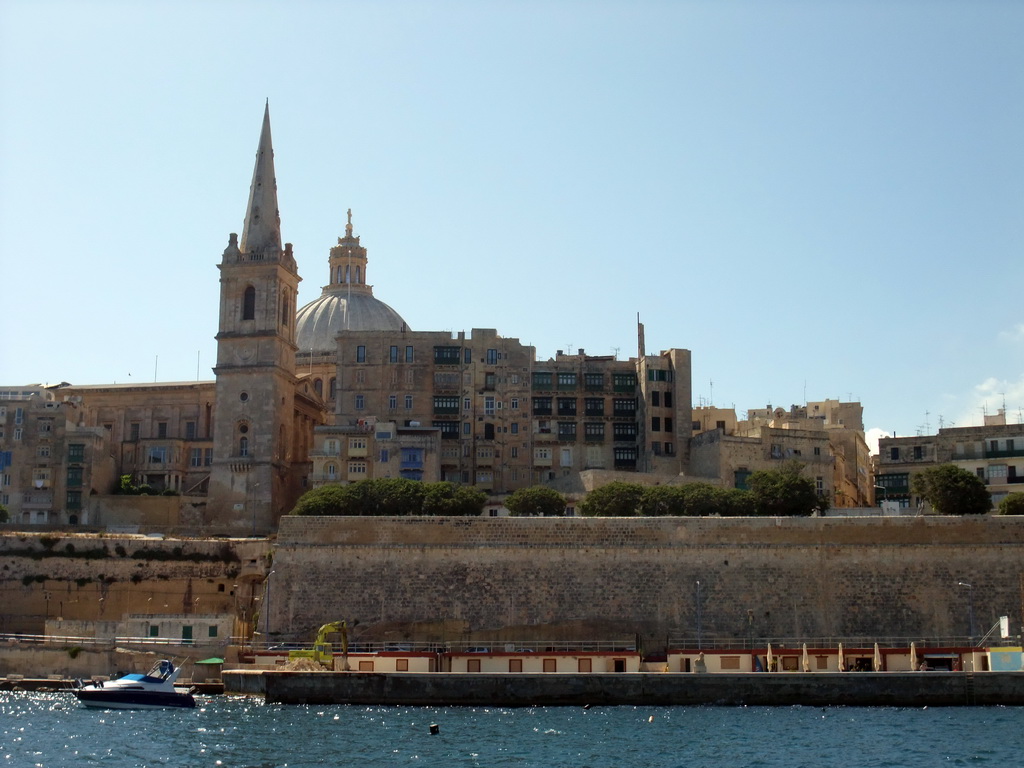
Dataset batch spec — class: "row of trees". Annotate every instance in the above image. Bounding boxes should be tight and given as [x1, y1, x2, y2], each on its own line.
[290, 462, 828, 518]
[291, 478, 488, 517]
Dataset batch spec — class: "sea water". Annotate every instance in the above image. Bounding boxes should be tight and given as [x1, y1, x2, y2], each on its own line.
[1, 691, 1021, 768]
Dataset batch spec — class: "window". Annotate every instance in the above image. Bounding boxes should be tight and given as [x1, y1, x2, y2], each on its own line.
[238, 437, 248, 457]
[557, 398, 577, 416]
[130, 423, 140, 442]
[37, 445, 50, 458]
[585, 422, 604, 441]
[434, 396, 460, 414]
[405, 346, 414, 362]
[209, 625, 218, 638]
[464, 348, 472, 364]
[463, 422, 471, 435]
[434, 346, 460, 364]
[558, 422, 577, 439]
[584, 372, 603, 390]
[816, 476, 824, 493]
[613, 422, 637, 440]
[204, 448, 213, 466]
[464, 397, 471, 411]
[380, 449, 389, 463]
[535, 447, 551, 461]
[664, 392, 673, 407]
[664, 418, 672, 433]
[388, 395, 398, 409]
[510, 398, 519, 410]
[405, 395, 413, 410]
[584, 398, 604, 416]
[67, 466, 83, 486]
[467, 659, 481, 673]
[185, 421, 197, 440]
[813, 446, 821, 456]
[914, 446, 923, 460]
[510, 446, 518, 458]
[612, 398, 636, 416]
[647, 369, 669, 381]
[485, 397, 496, 416]
[149, 625, 159, 638]
[543, 658, 557, 673]
[356, 345, 366, 363]
[390, 345, 399, 363]
[532, 397, 552, 415]
[66, 490, 82, 509]
[157, 422, 168, 439]
[13, 428, 22, 441]
[890, 447, 900, 461]
[651, 417, 661, 432]
[511, 423, 519, 435]
[190, 448, 203, 467]
[532, 372, 553, 389]
[486, 349, 498, 365]
[721, 656, 741, 671]
[613, 373, 637, 390]
[330, 378, 337, 400]
[509, 659, 522, 673]
[148, 446, 168, 463]
[348, 461, 367, 475]
[557, 372, 577, 388]
[359, 660, 374, 672]
[314, 379, 323, 397]
[242, 286, 256, 320]
[716, 420, 726, 431]
[396, 659, 409, 672]
[355, 395, 365, 410]
[651, 391, 660, 407]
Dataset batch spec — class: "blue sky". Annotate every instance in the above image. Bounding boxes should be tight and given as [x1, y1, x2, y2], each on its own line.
[1, 0, 1021, 451]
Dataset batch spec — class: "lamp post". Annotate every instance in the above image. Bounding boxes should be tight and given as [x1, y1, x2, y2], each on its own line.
[747, 608, 754, 650]
[263, 570, 276, 644]
[695, 580, 703, 650]
[957, 581, 976, 646]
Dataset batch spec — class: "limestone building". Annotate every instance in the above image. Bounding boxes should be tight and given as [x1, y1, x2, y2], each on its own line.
[876, 409, 1024, 511]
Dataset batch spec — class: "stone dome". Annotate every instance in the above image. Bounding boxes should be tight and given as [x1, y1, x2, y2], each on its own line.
[295, 286, 409, 354]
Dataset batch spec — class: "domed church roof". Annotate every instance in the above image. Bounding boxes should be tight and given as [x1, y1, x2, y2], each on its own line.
[294, 211, 410, 354]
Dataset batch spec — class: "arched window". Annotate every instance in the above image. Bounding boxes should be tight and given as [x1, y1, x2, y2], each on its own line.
[314, 378, 323, 396]
[239, 436, 249, 457]
[281, 291, 290, 326]
[326, 463, 337, 479]
[355, 266, 361, 283]
[345, 264, 350, 283]
[329, 377, 337, 400]
[242, 286, 256, 320]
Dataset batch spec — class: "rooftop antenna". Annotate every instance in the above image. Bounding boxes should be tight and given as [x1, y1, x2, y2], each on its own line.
[709, 379, 714, 407]
[154, 355, 158, 383]
[923, 411, 930, 435]
[566, 343, 574, 356]
[196, 350, 200, 381]
[612, 346, 620, 360]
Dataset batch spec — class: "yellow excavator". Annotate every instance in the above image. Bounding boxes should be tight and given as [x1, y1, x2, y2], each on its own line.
[288, 621, 350, 670]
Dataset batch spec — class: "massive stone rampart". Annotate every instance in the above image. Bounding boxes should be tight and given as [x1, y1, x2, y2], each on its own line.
[271, 516, 1024, 648]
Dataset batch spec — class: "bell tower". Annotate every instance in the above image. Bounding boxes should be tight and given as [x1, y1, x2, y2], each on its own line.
[208, 103, 301, 533]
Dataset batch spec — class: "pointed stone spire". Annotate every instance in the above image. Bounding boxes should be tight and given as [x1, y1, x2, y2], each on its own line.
[239, 101, 282, 255]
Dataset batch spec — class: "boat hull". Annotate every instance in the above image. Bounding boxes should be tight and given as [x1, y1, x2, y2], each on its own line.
[75, 690, 196, 709]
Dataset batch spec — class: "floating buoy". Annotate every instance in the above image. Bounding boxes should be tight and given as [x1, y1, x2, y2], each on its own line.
[583, 704, 592, 710]
[648, 715, 654, 723]
[429, 723, 440, 735]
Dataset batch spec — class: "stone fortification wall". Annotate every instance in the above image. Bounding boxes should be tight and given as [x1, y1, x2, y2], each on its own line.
[0, 533, 268, 634]
[271, 516, 1024, 648]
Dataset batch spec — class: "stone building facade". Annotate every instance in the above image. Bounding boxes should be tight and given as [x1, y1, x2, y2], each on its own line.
[876, 409, 1024, 510]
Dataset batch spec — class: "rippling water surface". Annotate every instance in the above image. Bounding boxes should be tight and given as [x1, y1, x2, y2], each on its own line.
[2, 692, 1021, 768]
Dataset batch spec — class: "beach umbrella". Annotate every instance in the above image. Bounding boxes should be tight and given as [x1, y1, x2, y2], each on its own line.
[766, 643, 774, 672]
[837, 643, 845, 672]
[802, 643, 810, 672]
[873, 643, 882, 672]
[910, 642, 918, 671]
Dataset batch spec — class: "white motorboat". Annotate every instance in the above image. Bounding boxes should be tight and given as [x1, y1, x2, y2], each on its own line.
[75, 660, 196, 709]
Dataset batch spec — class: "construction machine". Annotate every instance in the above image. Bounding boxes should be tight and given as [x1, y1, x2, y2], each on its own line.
[288, 621, 350, 670]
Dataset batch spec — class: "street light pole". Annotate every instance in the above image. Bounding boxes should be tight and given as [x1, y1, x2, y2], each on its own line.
[264, 570, 276, 644]
[695, 580, 703, 650]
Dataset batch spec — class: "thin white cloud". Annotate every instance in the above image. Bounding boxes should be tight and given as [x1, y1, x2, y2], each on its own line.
[997, 323, 1024, 344]
[954, 374, 1024, 428]
[865, 427, 891, 455]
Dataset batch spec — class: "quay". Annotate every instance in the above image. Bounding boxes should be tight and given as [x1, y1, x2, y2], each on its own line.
[224, 670, 1024, 707]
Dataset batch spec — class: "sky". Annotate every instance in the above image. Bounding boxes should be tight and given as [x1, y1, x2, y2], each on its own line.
[1, 0, 1022, 453]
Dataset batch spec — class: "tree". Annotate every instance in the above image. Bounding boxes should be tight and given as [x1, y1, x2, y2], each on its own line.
[291, 484, 361, 516]
[638, 485, 688, 516]
[0, 503, 8, 523]
[579, 482, 645, 517]
[421, 482, 487, 516]
[747, 461, 820, 516]
[998, 492, 1024, 516]
[504, 486, 566, 516]
[911, 464, 991, 515]
[369, 478, 426, 515]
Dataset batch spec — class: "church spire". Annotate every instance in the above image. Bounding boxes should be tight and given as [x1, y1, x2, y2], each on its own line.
[239, 101, 282, 255]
